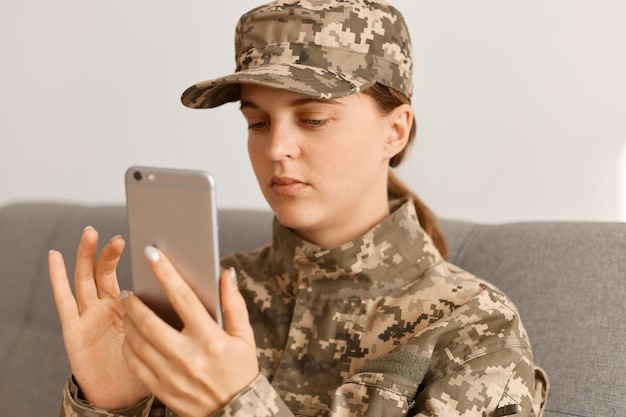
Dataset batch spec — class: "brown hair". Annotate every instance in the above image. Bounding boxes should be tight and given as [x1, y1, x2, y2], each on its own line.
[362, 83, 449, 260]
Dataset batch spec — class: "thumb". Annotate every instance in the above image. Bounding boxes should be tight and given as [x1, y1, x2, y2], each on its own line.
[220, 268, 254, 342]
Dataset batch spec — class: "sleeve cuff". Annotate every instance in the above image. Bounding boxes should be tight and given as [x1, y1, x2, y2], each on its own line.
[61, 375, 154, 417]
[212, 373, 293, 417]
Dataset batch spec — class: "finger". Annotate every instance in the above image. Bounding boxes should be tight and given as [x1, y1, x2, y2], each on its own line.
[220, 268, 254, 342]
[73, 226, 99, 309]
[120, 290, 181, 357]
[121, 315, 161, 392]
[94, 235, 125, 298]
[48, 250, 79, 331]
[143, 246, 218, 334]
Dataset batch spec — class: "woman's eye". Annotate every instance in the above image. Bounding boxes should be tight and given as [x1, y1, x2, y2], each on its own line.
[303, 119, 329, 127]
[248, 121, 268, 130]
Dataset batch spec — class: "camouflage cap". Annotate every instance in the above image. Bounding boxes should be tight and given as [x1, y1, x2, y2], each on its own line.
[181, 0, 414, 109]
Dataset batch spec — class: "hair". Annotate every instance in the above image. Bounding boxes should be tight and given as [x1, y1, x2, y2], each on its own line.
[362, 83, 449, 260]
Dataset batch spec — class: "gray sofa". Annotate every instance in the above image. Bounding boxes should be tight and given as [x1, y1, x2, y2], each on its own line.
[1, 201, 624, 416]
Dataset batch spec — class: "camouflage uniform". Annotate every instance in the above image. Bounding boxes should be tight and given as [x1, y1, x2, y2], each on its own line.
[59, 199, 548, 416]
[60, 2, 548, 415]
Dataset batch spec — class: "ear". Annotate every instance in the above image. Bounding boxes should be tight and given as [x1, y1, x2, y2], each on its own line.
[383, 103, 413, 160]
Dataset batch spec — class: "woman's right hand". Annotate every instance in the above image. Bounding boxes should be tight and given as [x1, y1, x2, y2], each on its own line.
[49, 226, 150, 410]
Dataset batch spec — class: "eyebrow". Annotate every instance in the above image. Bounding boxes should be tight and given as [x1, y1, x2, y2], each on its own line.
[240, 97, 343, 110]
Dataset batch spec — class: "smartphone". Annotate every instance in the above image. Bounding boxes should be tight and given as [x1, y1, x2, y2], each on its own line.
[125, 166, 222, 330]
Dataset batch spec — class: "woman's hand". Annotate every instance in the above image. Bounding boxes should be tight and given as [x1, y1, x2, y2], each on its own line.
[120, 246, 259, 417]
[48, 226, 150, 410]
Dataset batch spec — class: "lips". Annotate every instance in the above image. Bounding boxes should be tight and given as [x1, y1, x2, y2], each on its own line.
[270, 175, 308, 196]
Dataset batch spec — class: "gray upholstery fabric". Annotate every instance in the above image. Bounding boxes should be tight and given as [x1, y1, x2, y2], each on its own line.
[0, 202, 624, 416]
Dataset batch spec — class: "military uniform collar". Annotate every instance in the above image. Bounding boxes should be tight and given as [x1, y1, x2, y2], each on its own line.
[269, 199, 444, 297]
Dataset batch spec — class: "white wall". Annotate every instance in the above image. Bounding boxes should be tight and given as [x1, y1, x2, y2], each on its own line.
[2, 0, 624, 223]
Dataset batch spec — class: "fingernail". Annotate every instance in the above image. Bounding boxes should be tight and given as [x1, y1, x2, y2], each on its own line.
[84, 226, 94, 232]
[119, 290, 131, 301]
[230, 267, 238, 289]
[109, 235, 122, 243]
[144, 245, 160, 263]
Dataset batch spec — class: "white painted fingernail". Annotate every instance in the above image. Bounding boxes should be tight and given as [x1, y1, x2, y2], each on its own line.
[144, 245, 160, 263]
[230, 267, 238, 289]
[119, 290, 130, 301]
[109, 235, 122, 243]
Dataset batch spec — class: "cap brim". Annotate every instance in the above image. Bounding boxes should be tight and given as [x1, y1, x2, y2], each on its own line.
[181, 63, 374, 109]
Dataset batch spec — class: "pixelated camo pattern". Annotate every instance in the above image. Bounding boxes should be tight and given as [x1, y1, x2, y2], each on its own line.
[59, 199, 547, 416]
[59, 376, 154, 417]
[181, 0, 413, 109]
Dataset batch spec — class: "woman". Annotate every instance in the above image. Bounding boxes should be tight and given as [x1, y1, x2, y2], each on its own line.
[49, 1, 548, 416]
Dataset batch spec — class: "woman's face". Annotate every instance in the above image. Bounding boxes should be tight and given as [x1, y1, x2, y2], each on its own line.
[240, 84, 410, 248]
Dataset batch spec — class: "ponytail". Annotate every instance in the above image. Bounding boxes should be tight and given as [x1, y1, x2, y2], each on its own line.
[364, 83, 449, 260]
[387, 170, 449, 260]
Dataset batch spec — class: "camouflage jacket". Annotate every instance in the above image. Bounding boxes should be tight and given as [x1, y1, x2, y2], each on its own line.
[59, 199, 548, 416]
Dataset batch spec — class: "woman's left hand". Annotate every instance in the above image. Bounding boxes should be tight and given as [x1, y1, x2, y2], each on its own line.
[120, 246, 258, 417]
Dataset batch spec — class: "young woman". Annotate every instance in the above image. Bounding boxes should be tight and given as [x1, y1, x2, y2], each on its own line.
[49, 1, 548, 416]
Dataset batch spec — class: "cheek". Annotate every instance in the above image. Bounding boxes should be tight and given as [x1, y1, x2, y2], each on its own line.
[330, 124, 386, 169]
[306, 140, 347, 176]
[247, 139, 267, 175]
[324, 123, 367, 160]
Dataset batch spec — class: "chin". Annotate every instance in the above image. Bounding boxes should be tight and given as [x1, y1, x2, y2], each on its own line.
[269, 198, 319, 231]
[273, 207, 310, 230]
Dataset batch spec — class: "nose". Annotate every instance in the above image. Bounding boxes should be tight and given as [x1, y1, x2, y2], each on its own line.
[265, 120, 300, 161]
